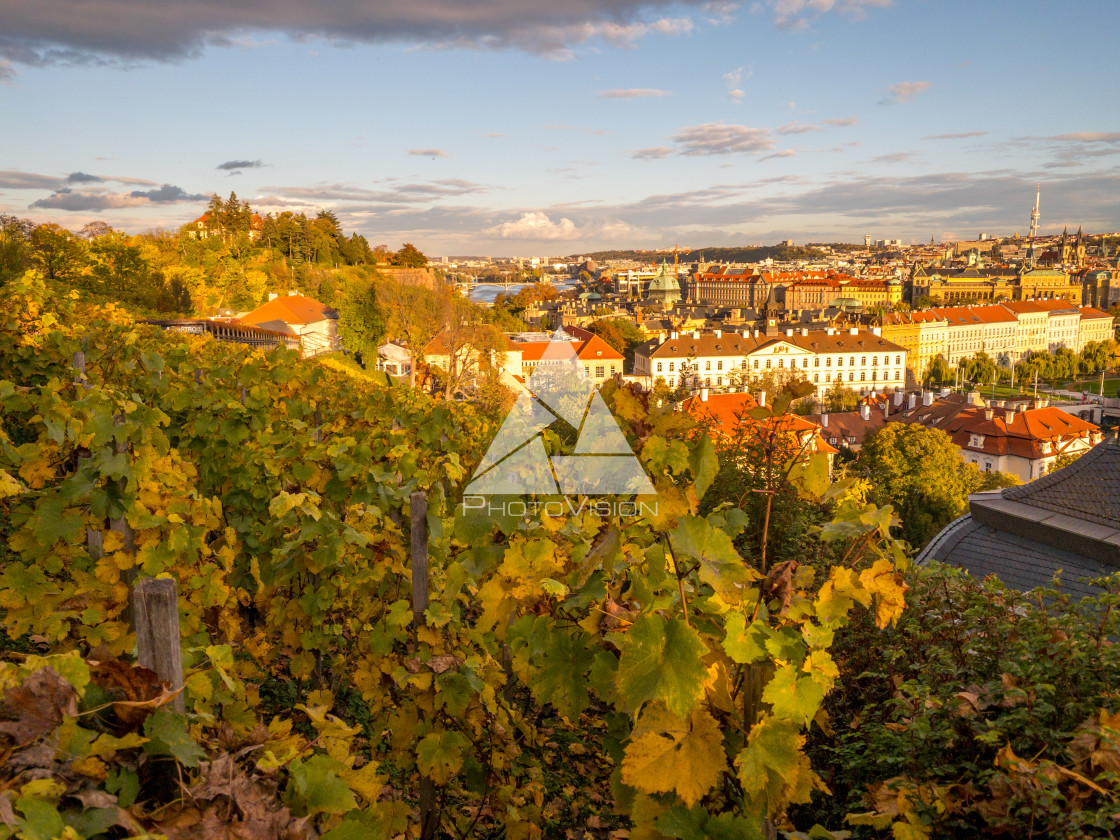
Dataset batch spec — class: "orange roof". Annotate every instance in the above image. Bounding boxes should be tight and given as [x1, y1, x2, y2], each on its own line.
[1079, 306, 1110, 319]
[680, 393, 837, 454]
[515, 331, 623, 363]
[241, 293, 337, 326]
[930, 305, 1016, 325]
[944, 405, 1099, 460]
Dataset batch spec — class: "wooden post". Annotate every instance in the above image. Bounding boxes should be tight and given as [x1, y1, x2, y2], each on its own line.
[133, 578, 185, 713]
[410, 492, 429, 626]
[410, 491, 437, 840]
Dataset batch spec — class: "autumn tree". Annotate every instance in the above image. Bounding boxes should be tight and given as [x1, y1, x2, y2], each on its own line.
[857, 423, 979, 550]
[28, 223, 85, 282]
[393, 243, 428, 268]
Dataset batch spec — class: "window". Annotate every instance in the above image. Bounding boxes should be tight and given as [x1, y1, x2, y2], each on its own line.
[754, 360, 759, 369]
[837, 356, 843, 366]
[717, 361, 723, 371]
[872, 355, 877, 366]
[705, 377, 711, 386]
[896, 355, 901, 364]
[814, 373, 819, 383]
[849, 372, 854, 381]
[584, 366, 590, 375]
[814, 357, 820, 367]
[610, 365, 616, 375]
[778, 359, 784, 368]
[656, 362, 663, 372]
[861, 356, 867, 366]
[826, 357, 831, 367]
[740, 360, 747, 369]
[826, 372, 832, 382]
[850, 357, 855, 366]
[802, 358, 808, 368]
[593, 365, 603, 377]
[895, 370, 900, 381]
[716, 377, 723, 386]
[669, 362, 675, 372]
[766, 360, 771, 369]
[668, 378, 675, 386]
[705, 361, 711, 371]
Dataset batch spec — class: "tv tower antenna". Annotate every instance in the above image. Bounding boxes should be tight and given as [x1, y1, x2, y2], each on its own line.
[1029, 183, 1040, 240]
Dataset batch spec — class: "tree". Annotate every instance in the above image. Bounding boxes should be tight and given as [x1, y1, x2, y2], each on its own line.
[587, 317, 645, 370]
[28, 224, 85, 282]
[393, 243, 428, 268]
[0, 215, 33, 286]
[857, 423, 979, 550]
[377, 276, 441, 387]
[957, 352, 998, 388]
[925, 354, 952, 387]
[822, 380, 859, 413]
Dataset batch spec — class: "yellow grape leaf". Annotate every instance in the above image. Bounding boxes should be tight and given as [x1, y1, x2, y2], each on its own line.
[71, 755, 107, 779]
[621, 704, 727, 807]
[339, 760, 383, 803]
[0, 469, 27, 498]
[735, 716, 804, 817]
[802, 650, 839, 686]
[858, 559, 909, 628]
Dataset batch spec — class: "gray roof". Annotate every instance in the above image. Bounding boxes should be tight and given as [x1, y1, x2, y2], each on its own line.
[917, 438, 1120, 599]
[1002, 437, 1120, 528]
[917, 514, 1114, 600]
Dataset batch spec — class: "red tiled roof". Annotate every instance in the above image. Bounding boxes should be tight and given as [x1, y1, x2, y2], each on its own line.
[241, 294, 337, 326]
[514, 331, 624, 363]
[943, 406, 1099, 460]
[680, 392, 838, 454]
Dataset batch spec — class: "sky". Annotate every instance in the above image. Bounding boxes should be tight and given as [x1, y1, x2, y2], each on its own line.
[1, 0, 1119, 257]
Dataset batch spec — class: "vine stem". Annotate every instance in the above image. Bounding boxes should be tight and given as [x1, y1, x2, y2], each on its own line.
[663, 534, 690, 627]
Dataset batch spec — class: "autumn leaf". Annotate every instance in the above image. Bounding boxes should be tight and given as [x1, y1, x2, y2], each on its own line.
[621, 704, 727, 807]
[616, 614, 708, 718]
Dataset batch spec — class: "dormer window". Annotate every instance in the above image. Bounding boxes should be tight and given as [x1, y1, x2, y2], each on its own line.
[969, 434, 985, 448]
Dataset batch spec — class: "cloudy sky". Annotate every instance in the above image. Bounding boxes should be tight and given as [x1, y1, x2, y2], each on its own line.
[1, 0, 1118, 256]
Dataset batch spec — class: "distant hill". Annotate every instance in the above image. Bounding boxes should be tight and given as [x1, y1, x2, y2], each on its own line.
[571, 243, 866, 264]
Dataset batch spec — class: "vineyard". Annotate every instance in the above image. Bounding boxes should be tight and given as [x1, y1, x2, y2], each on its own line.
[7, 267, 1113, 839]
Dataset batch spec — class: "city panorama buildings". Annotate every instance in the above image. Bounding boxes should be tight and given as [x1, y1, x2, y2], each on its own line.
[633, 326, 907, 399]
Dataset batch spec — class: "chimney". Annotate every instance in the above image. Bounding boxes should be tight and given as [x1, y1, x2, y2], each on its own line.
[1006, 411, 1016, 423]
[860, 404, 871, 421]
[671, 331, 679, 339]
[908, 393, 917, 410]
[1018, 402, 1028, 413]
[700, 388, 709, 402]
[893, 390, 904, 406]
[850, 327, 859, 335]
[714, 329, 722, 338]
[821, 413, 829, 427]
[801, 328, 809, 336]
[268, 292, 279, 302]
[872, 327, 882, 336]
[288, 289, 298, 296]
[693, 330, 701, 339]
[827, 327, 835, 336]
[786, 328, 794, 337]
[984, 408, 994, 420]
[923, 392, 935, 406]
[758, 391, 767, 407]
[940, 387, 951, 398]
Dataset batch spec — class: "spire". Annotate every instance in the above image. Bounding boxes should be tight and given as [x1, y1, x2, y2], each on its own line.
[1029, 183, 1041, 240]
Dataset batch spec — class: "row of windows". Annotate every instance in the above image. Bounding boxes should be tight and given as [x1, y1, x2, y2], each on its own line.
[664, 370, 903, 388]
[655, 353, 904, 373]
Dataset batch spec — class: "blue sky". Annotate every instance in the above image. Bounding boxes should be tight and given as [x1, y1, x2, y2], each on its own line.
[1, 0, 1118, 256]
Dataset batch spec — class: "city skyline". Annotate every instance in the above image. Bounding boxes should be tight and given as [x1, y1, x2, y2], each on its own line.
[1, 0, 1119, 256]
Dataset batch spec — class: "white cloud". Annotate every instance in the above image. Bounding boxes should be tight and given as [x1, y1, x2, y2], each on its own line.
[672, 123, 775, 156]
[485, 211, 580, 240]
[409, 148, 448, 157]
[880, 80, 930, 104]
[770, 0, 891, 30]
[598, 88, 671, 99]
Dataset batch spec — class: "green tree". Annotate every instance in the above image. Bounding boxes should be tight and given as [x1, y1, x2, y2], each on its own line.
[857, 423, 978, 550]
[587, 317, 645, 371]
[28, 223, 85, 282]
[822, 380, 859, 413]
[925, 354, 952, 386]
[0, 215, 33, 286]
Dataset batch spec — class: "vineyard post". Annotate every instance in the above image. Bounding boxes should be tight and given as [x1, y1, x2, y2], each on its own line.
[133, 578, 186, 713]
[410, 491, 437, 840]
[71, 350, 104, 563]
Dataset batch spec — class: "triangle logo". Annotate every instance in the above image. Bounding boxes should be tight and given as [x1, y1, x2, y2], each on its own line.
[464, 334, 655, 497]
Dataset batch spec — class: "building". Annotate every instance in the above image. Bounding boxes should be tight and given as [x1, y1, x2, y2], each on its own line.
[511, 327, 623, 387]
[644, 261, 683, 306]
[240, 291, 340, 358]
[679, 390, 837, 462]
[1032, 297, 1083, 352]
[877, 311, 948, 384]
[1079, 306, 1114, 347]
[633, 326, 907, 400]
[997, 300, 1050, 363]
[688, 266, 771, 308]
[901, 397, 1102, 482]
[1017, 268, 1080, 303]
[185, 212, 263, 242]
[916, 437, 1120, 599]
[929, 305, 1019, 367]
[377, 343, 412, 378]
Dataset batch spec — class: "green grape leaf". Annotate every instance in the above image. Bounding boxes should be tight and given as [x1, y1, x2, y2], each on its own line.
[760, 663, 827, 725]
[688, 435, 718, 501]
[616, 614, 707, 718]
[143, 710, 206, 767]
[670, 515, 754, 599]
[531, 628, 595, 722]
[286, 754, 358, 816]
[722, 611, 770, 665]
[734, 716, 802, 807]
